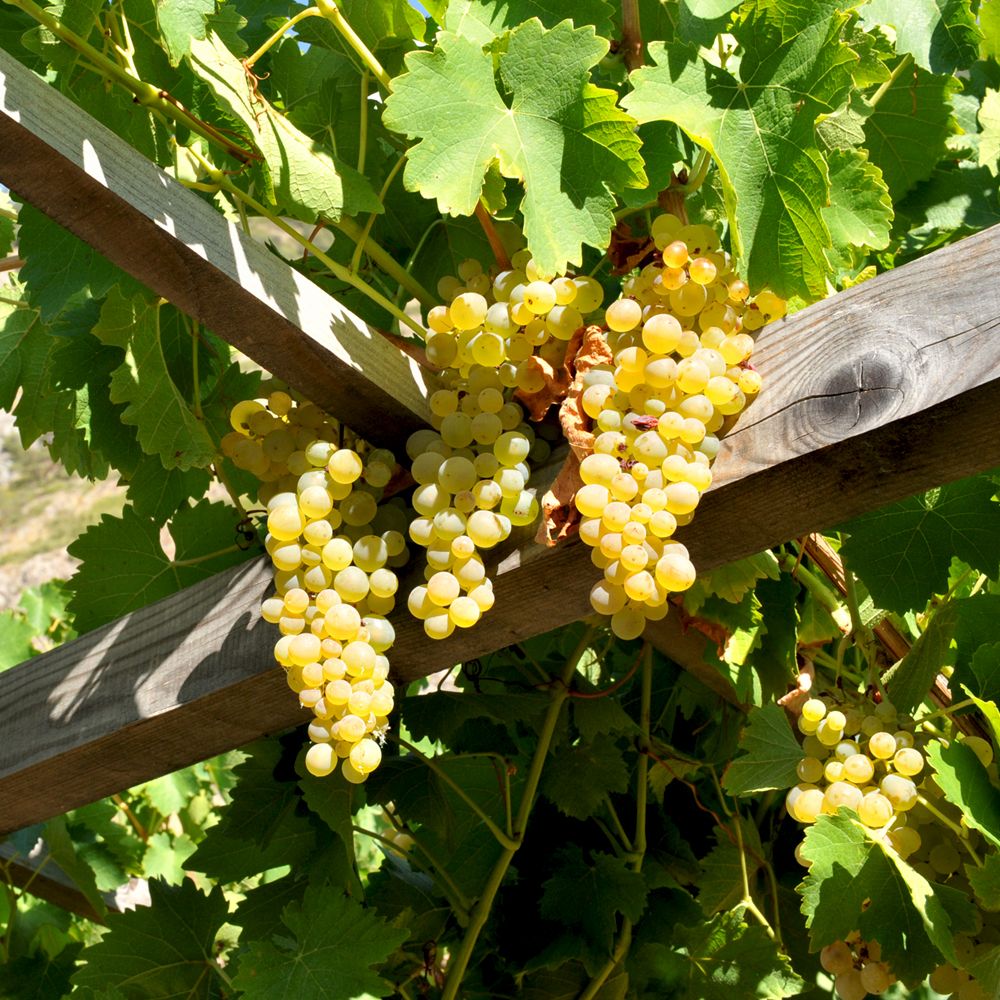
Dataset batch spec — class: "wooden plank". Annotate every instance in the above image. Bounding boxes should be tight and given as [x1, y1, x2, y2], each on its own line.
[0, 842, 119, 921]
[0, 49, 431, 446]
[1, 219, 999, 833]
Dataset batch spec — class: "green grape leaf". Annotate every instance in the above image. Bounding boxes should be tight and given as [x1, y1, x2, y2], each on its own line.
[540, 847, 647, 954]
[623, 2, 856, 299]
[927, 740, 1000, 849]
[860, 0, 980, 75]
[91, 290, 215, 471]
[231, 877, 307, 943]
[671, 907, 803, 999]
[970, 944, 1000, 997]
[142, 831, 197, 885]
[697, 819, 763, 915]
[0, 945, 82, 1000]
[968, 853, 1000, 911]
[443, 0, 614, 44]
[983, 0, 1000, 60]
[687, 551, 780, 607]
[41, 816, 107, 920]
[0, 612, 37, 671]
[962, 675, 1000, 748]
[187, 741, 319, 882]
[232, 882, 407, 1000]
[883, 600, 960, 714]
[141, 769, 202, 816]
[156, 0, 214, 64]
[798, 812, 972, 978]
[683, 0, 740, 17]
[337, 0, 425, 51]
[950, 596, 1000, 698]
[383, 21, 646, 277]
[754, 574, 800, 701]
[15, 205, 130, 322]
[188, 32, 381, 221]
[66, 501, 251, 633]
[721, 704, 802, 796]
[571, 696, 640, 741]
[540, 735, 630, 820]
[864, 61, 959, 200]
[520, 964, 628, 1000]
[822, 148, 893, 267]
[839, 476, 1000, 614]
[124, 456, 211, 524]
[979, 88, 1000, 175]
[0, 215, 13, 258]
[72, 881, 228, 997]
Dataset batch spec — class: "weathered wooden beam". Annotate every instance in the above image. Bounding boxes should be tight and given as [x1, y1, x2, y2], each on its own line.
[0, 49, 431, 446]
[2, 222, 999, 834]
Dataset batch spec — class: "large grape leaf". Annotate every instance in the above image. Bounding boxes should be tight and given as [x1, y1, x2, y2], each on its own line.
[91, 289, 216, 471]
[671, 908, 803, 999]
[968, 852, 1000, 911]
[721, 704, 802, 796]
[983, 0, 1000, 60]
[622, 0, 856, 299]
[383, 21, 646, 277]
[443, 0, 615, 43]
[540, 847, 647, 955]
[799, 812, 973, 981]
[540, 735, 631, 819]
[860, 0, 980, 75]
[232, 882, 407, 1000]
[928, 740, 1000, 849]
[0, 215, 13, 258]
[72, 881, 228, 997]
[66, 501, 252, 633]
[883, 600, 959, 713]
[822, 148, 892, 268]
[979, 88, 1000, 176]
[124, 455, 211, 524]
[839, 476, 1000, 614]
[156, 0, 215, 64]
[863, 62, 959, 200]
[188, 32, 380, 222]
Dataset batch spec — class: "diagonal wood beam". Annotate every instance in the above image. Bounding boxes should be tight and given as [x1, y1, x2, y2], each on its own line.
[1, 221, 999, 835]
[0, 49, 431, 446]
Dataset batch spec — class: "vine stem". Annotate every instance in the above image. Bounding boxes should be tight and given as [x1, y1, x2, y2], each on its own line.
[578, 644, 653, 1000]
[474, 202, 512, 271]
[9, 0, 254, 163]
[734, 814, 777, 941]
[869, 52, 914, 109]
[440, 629, 596, 1000]
[318, 0, 391, 90]
[620, 0, 644, 71]
[676, 149, 711, 194]
[335, 209, 435, 309]
[0, 207, 17, 222]
[393, 736, 519, 851]
[244, 6, 321, 69]
[0, 257, 24, 273]
[915, 795, 982, 867]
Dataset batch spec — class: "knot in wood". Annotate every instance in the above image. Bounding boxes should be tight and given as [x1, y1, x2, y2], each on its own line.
[816, 350, 905, 434]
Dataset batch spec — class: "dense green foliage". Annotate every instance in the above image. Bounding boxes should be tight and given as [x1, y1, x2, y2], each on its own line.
[1, 0, 1000, 997]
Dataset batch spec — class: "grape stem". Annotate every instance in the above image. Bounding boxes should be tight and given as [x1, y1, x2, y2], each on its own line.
[439, 628, 596, 1000]
[620, 0, 644, 71]
[474, 202, 512, 271]
[392, 735, 519, 851]
[243, 6, 322, 69]
[8, 0, 256, 163]
[318, 0, 391, 90]
[170, 544, 243, 568]
[734, 815, 777, 941]
[675, 149, 712, 194]
[869, 52, 914, 110]
[915, 795, 983, 867]
[0, 257, 24, 273]
[578, 644, 653, 1000]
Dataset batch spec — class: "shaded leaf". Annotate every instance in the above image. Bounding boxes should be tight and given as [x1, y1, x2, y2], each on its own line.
[540, 735, 630, 820]
[860, 0, 980, 75]
[927, 739, 1000, 849]
[722, 704, 802, 796]
[884, 600, 959, 714]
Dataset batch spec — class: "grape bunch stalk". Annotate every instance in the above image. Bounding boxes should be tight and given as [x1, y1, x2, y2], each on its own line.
[224, 391, 411, 782]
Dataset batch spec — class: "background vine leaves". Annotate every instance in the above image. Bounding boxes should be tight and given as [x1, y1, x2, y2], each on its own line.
[623, 0, 857, 300]
[859, 0, 981, 75]
[382, 19, 646, 276]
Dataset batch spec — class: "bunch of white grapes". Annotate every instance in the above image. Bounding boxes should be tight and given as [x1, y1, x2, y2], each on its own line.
[225, 390, 410, 782]
[820, 937, 896, 1000]
[788, 692, 998, 998]
[574, 213, 786, 639]
[407, 252, 606, 638]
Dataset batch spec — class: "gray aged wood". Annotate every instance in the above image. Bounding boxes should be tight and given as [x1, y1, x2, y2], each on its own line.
[0, 49, 431, 445]
[2, 222, 1000, 835]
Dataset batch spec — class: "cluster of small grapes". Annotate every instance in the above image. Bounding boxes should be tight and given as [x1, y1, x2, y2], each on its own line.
[406, 254, 605, 639]
[820, 937, 896, 1000]
[225, 390, 410, 782]
[787, 693, 998, 998]
[573, 213, 786, 639]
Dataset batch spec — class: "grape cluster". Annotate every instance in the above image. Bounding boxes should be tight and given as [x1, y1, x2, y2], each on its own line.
[820, 937, 896, 1000]
[225, 391, 410, 782]
[574, 213, 786, 639]
[788, 692, 998, 998]
[407, 252, 605, 638]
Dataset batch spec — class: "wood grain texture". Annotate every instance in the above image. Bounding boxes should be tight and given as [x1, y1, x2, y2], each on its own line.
[0, 98, 998, 829]
[0, 50, 431, 446]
